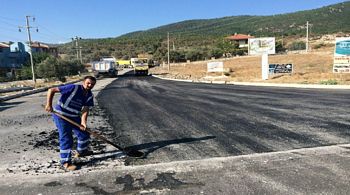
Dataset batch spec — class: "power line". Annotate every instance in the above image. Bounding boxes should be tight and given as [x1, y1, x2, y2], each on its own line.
[37, 24, 71, 41]
[0, 33, 27, 42]
[0, 26, 20, 32]
[1, 15, 70, 43]
[0, 15, 22, 22]
[0, 17, 21, 27]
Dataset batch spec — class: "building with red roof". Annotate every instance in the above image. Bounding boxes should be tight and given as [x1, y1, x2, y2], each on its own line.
[226, 33, 255, 48]
[30, 42, 58, 57]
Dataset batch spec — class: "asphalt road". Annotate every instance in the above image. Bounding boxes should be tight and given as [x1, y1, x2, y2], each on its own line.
[1, 75, 350, 194]
[97, 76, 350, 166]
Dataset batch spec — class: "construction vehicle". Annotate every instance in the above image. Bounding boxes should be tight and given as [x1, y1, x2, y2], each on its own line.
[131, 58, 149, 75]
[92, 60, 117, 77]
[116, 60, 132, 68]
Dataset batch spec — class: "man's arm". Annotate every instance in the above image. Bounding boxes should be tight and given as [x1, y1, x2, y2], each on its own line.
[45, 87, 60, 112]
[80, 106, 90, 131]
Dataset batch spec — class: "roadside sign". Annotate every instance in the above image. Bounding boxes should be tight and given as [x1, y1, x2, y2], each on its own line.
[207, 62, 224, 72]
[269, 64, 293, 74]
[333, 37, 350, 73]
[248, 37, 276, 55]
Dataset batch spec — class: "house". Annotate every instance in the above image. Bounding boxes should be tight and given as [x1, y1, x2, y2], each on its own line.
[226, 33, 255, 48]
[0, 43, 11, 71]
[0, 42, 28, 78]
[1, 42, 28, 66]
[30, 42, 58, 57]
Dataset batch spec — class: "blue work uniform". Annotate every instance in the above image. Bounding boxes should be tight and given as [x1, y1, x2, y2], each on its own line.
[52, 84, 94, 164]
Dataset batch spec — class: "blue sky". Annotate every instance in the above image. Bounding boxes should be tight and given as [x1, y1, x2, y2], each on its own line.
[0, 0, 347, 43]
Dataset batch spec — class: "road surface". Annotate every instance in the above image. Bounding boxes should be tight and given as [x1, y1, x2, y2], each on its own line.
[0, 75, 349, 194]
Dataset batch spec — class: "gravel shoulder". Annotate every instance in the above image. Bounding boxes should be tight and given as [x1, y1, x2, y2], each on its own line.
[0, 77, 126, 182]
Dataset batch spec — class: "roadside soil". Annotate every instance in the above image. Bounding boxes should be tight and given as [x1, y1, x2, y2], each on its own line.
[149, 46, 350, 85]
[0, 78, 125, 180]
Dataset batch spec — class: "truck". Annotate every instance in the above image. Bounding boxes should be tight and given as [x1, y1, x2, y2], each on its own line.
[116, 60, 132, 68]
[131, 58, 149, 75]
[92, 60, 118, 77]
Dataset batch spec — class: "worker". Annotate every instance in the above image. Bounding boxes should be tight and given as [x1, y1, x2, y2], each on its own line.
[45, 76, 97, 171]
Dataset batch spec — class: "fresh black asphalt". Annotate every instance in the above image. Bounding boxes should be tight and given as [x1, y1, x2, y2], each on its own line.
[97, 76, 350, 166]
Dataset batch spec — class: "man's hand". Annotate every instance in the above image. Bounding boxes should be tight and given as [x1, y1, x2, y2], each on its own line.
[45, 104, 53, 113]
[80, 123, 87, 131]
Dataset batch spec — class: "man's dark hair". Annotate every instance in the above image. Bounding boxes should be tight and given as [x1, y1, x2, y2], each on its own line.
[84, 76, 97, 82]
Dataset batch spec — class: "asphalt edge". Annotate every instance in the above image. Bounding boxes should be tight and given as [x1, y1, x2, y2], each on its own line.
[151, 74, 350, 89]
[0, 79, 81, 102]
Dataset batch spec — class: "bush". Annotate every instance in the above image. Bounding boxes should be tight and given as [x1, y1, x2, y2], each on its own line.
[276, 41, 286, 53]
[209, 48, 223, 59]
[16, 66, 34, 80]
[36, 56, 59, 79]
[319, 79, 338, 85]
[288, 41, 306, 51]
[185, 49, 205, 61]
[313, 43, 326, 49]
[36, 57, 84, 81]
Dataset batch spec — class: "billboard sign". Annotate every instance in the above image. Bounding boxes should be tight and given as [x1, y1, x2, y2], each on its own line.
[269, 64, 293, 74]
[248, 37, 275, 55]
[334, 37, 350, 73]
[207, 62, 224, 72]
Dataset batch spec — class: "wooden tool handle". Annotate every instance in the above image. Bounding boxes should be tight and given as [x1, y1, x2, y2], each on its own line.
[50, 110, 124, 151]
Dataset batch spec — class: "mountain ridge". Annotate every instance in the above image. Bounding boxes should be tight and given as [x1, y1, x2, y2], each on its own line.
[59, 1, 350, 62]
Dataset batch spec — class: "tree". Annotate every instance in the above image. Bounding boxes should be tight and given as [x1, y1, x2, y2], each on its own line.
[217, 39, 235, 57]
[170, 50, 186, 62]
[185, 49, 205, 61]
[209, 48, 223, 59]
[275, 40, 286, 53]
[288, 41, 306, 51]
[36, 57, 84, 82]
[36, 56, 60, 80]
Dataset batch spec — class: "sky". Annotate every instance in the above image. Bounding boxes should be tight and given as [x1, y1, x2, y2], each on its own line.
[0, 0, 347, 44]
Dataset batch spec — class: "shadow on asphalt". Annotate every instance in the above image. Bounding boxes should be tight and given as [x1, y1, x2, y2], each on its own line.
[0, 100, 26, 112]
[74, 149, 125, 168]
[124, 136, 216, 158]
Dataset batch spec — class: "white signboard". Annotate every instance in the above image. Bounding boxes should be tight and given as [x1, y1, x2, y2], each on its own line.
[207, 62, 224, 72]
[333, 37, 350, 73]
[249, 37, 276, 55]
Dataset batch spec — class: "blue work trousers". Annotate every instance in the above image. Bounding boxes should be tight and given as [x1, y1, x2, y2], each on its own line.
[52, 114, 90, 164]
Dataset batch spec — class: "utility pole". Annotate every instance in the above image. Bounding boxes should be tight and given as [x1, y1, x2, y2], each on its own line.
[306, 21, 309, 52]
[72, 36, 82, 63]
[19, 16, 37, 85]
[281, 34, 284, 47]
[167, 32, 170, 71]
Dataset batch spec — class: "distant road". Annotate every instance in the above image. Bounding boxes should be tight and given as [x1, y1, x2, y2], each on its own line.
[97, 76, 350, 165]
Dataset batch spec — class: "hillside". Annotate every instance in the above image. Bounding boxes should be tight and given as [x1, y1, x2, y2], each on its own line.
[58, 1, 350, 62]
[121, 2, 350, 38]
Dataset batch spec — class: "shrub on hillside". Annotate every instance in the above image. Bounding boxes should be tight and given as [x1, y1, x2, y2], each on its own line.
[313, 42, 326, 49]
[288, 41, 306, 51]
[319, 79, 338, 85]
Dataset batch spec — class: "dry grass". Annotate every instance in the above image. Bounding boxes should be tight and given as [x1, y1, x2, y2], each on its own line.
[150, 46, 350, 85]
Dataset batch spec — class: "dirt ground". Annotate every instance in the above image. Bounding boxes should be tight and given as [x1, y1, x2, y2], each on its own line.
[149, 46, 350, 85]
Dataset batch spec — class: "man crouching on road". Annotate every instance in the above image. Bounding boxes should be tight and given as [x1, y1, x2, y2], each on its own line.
[45, 76, 97, 171]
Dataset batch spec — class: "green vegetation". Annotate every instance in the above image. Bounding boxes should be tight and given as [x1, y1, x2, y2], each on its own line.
[288, 41, 306, 51]
[319, 79, 338, 85]
[16, 53, 84, 82]
[58, 2, 350, 63]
